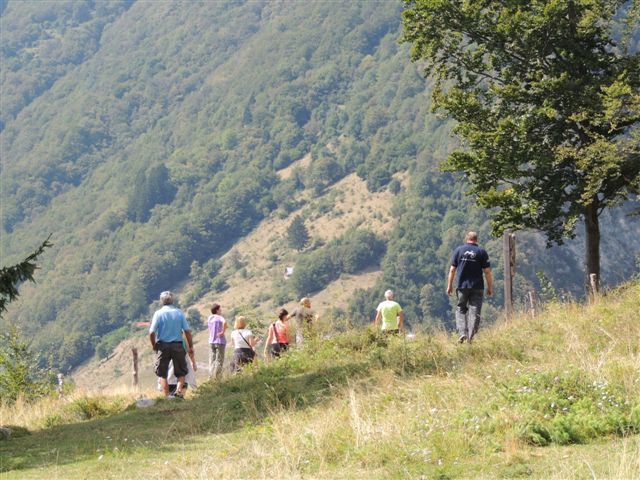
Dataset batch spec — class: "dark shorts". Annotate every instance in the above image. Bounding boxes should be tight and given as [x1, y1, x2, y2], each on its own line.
[155, 342, 188, 379]
[268, 342, 289, 358]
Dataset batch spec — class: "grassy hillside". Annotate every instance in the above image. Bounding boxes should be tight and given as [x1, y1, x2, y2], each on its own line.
[2, 282, 639, 479]
[1, 0, 638, 373]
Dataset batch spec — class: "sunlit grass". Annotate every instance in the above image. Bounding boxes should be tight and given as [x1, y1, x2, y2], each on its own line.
[1, 282, 639, 479]
[0, 385, 150, 432]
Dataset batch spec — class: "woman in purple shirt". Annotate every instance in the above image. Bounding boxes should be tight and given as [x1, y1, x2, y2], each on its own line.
[207, 303, 227, 380]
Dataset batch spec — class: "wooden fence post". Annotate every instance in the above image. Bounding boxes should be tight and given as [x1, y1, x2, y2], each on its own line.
[132, 348, 139, 388]
[527, 290, 536, 318]
[503, 231, 516, 316]
[57, 373, 65, 399]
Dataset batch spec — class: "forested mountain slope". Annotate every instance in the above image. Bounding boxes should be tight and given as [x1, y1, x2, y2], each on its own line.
[1, 0, 638, 372]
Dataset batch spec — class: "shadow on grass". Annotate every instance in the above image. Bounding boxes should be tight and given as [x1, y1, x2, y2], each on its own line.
[0, 329, 531, 474]
[0, 357, 370, 473]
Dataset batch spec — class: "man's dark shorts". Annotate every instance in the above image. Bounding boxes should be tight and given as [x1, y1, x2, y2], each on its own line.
[154, 341, 188, 379]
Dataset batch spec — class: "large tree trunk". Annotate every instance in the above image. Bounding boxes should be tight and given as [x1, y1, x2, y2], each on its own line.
[584, 198, 601, 292]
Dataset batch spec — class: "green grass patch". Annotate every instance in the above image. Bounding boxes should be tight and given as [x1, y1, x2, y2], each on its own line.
[510, 371, 640, 446]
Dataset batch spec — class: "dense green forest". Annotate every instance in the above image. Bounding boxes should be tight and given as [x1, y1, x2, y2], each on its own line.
[1, 0, 638, 372]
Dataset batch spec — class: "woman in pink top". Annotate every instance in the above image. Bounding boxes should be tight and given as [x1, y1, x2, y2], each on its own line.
[264, 308, 290, 359]
[207, 303, 227, 380]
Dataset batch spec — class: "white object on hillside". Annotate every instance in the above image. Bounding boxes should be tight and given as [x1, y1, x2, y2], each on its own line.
[284, 266, 294, 279]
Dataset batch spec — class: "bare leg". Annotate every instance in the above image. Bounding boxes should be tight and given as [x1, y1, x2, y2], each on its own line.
[158, 378, 169, 396]
[176, 376, 186, 395]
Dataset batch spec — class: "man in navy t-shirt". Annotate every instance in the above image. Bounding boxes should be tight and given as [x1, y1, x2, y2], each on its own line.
[446, 231, 493, 343]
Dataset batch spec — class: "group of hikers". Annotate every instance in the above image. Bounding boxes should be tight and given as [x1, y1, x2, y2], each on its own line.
[207, 298, 318, 379]
[149, 231, 493, 397]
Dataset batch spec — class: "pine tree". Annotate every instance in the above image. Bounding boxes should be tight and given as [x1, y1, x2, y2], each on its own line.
[0, 237, 54, 402]
[0, 236, 52, 315]
[127, 165, 176, 222]
[0, 325, 53, 402]
[286, 215, 310, 251]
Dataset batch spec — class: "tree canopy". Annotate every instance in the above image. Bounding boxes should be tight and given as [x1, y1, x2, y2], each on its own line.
[401, 0, 640, 283]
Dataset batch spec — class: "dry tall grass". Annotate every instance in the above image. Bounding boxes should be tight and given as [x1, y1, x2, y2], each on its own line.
[0, 385, 153, 431]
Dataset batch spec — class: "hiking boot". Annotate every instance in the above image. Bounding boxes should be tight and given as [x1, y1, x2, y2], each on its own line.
[458, 335, 467, 344]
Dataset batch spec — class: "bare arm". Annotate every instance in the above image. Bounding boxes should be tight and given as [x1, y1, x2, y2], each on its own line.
[374, 310, 381, 327]
[447, 266, 456, 295]
[398, 311, 405, 331]
[150, 332, 157, 351]
[263, 326, 273, 354]
[188, 350, 197, 371]
[182, 331, 197, 371]
[484, 268, 493, 296]
[184, 330, 194, 355]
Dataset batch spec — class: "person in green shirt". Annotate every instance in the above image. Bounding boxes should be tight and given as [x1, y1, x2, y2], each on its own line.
[374, 290, 405, 334]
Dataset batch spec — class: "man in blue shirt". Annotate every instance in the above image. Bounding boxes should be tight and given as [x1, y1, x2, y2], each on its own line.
[446, 232, 493, 344]
[149, 291, 194, 397]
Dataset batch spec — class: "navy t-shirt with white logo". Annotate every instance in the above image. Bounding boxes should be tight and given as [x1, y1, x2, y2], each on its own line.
[451, 243, 491, 289]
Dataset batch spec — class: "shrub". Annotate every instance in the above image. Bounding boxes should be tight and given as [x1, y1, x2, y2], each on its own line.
[0, 326, 55, 403]
[287, 215, 310, 251]
[187, 308, 204, 331]
[388, 178, 401, 194]
[471, 370, 640, 447]
[41, 395, 130, 427]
